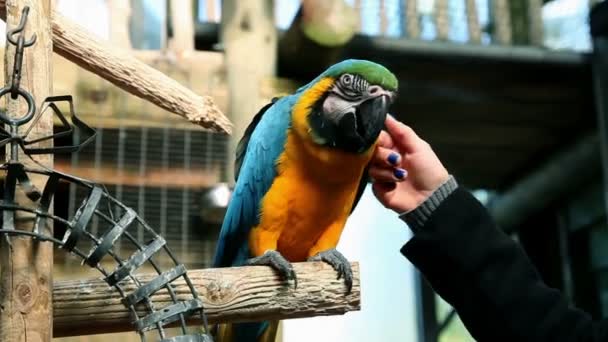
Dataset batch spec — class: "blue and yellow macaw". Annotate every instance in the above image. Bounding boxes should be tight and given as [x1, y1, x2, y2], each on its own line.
[212, 59, 398, 342]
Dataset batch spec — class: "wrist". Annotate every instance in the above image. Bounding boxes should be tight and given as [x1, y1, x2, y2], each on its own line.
[399, 175, 458, 233]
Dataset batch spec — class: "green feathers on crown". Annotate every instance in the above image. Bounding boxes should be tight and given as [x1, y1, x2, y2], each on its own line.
[320, 59, 398, 91]
[295, 59, 398, 94]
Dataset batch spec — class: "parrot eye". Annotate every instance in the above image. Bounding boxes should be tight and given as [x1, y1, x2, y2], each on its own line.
[338, 73, 368, 95]
[341, 74, 353, 85]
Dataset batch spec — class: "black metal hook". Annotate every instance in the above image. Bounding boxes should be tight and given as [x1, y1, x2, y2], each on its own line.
[6, 6, 36, 100]
[6, 7, 37, 47]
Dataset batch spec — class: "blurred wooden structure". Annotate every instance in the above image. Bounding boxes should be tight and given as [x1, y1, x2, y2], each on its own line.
[0, 0, 599, 341]
[190, 0, 605, 341]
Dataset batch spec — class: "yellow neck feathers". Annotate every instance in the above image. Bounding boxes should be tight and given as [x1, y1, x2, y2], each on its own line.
[285, 77, 376, 183]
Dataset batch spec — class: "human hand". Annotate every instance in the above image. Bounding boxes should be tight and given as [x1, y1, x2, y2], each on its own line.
[370, 115, 450, 214]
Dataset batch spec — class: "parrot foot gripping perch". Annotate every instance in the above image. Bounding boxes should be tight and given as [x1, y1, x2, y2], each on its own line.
[243, 249, 353, 294]
[244, 250, 298, 289]
[309, 248, 354, 293]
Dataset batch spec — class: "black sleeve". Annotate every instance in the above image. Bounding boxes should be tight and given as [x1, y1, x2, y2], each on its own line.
[401, 187, 608, 342]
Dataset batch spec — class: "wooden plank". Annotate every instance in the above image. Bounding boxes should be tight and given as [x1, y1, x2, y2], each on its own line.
[53, 160, 221, 188]
[0, 1, 54, 341]
[221, 0, 277, 184]
[52, 262, 361, 337]
[0, 0, 232, 134]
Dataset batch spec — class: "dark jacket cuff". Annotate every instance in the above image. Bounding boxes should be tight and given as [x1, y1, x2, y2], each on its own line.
[398, 175, 458, 233]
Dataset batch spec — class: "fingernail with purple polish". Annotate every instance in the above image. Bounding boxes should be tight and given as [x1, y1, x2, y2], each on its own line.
[388, 152, 399, 165]
[394, 168, 407, 179]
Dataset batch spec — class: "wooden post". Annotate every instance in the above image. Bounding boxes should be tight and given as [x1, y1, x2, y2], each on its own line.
[108, 0, 132, 49]
[0, 1, 54, 341]
[590, 0, 608, 225]
[52, 262, 361, 337]
[221, 0, 277, 184]
[168, 0, 195, 55]
[508, 0, 530, 45]
[404, 0, 420, 39]
[527, 0, 544, 46]
[380, 0, 388, 35]
[434, 0, 449, 41]
[490, 0, 512, 45]
[206, 0, 218, 21]
[465, 0, 481, 44]
[354, 0, 362, 32]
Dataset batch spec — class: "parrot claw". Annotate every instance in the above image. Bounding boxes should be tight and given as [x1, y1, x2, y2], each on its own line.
[308, 248, 353, 294]
[244, 250, 298, 289]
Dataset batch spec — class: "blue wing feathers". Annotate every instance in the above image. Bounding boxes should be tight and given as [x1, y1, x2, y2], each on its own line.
[212, 96, 296, 268]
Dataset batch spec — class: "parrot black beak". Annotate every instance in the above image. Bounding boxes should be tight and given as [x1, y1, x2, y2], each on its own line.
[337, 94, 391, 153]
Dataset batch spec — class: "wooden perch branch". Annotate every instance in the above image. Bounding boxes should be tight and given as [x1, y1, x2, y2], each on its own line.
[52, 262, 360, 337]
[0, 2, 233, 135]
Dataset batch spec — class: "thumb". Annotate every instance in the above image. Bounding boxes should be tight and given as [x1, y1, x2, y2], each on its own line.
[385, 115, 420, 153]
[371, 181, 396, 204]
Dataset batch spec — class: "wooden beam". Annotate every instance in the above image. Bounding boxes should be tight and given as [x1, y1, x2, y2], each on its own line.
[52, 262, 361, 337]
[0, 1, 54, 341]
[0, 1, 232, 135]
[222, 0, 277, 184]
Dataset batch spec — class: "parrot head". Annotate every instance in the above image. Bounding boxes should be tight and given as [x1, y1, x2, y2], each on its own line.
[298, 59, 398, 154]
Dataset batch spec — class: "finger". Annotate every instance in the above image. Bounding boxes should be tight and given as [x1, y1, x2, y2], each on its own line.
[377, 130, 394, 149]
[372, 181, 397, 197]
[369, 165, 407, 182]
[372, 146, 401, 167]
[385, 115, 421, 153]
